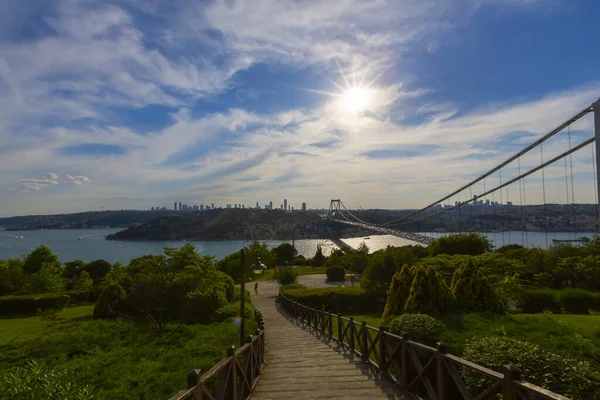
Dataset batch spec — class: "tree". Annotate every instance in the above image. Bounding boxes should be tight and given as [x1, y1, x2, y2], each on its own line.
[361, 250, 399, 293]
[0, 258, 28, 295]
[73, 271, 94, 291]
[23, 245, 60, 275]
[272, 243, 298, 266]
[83, 259, 112, 284]
[30, 266, 66, 294]
[312, 244, 326, 267]
[450, 258, 504, 314]
[429, 233, 492, 256]
[63, 260, 85, 283]
[277, 267, 298, 285]
[381, 264, 414, 322]
[404, 266, 452, 317]
[357, 241, 370, 254]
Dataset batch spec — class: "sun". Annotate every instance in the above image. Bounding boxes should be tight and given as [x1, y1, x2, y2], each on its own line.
[340, 86, 371, 113]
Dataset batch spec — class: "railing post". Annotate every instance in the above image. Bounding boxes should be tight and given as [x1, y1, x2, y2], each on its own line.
[502, 365, 521, 400]
[436, 342, 447, 400]
[321, 307, 326, 333]
[227, 346, 237, 400]
[378, 327, 386, 370]
[328, 311, 333, 338]
[187, 369, 202, 400]
[349, 317, 355, 352]
[361, 321, 368, 361]
[337, 313, 343, 345]
[400, 338, 408, 389]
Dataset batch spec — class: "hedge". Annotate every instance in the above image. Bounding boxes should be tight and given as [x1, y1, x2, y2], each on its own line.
[518, 288, 600, 314]
[326, 266, 346, 282]
[282, 286, 383, 313]
[0, 293, 70, 315]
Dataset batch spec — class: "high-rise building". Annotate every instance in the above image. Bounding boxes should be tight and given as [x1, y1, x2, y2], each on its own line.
[302, 202, 306, 211]
[178, 202, 182, 210]
[256, 202, 259, 209]
[211, 203, 214, 209]
[284, 199, 287, 211]
[174, 201, 177, 210]
[280, 204, 283, 210]
[269, 201, 273, 210]
[200, 205, 204, 210]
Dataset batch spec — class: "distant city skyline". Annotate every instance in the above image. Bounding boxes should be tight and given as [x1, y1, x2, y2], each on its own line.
[2, 1, 600, 217]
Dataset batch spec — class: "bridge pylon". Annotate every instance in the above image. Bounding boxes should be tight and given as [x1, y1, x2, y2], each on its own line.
[328, 199, 342, 220]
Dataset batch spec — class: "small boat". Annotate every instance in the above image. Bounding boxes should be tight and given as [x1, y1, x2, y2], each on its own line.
[363, 237, 370, 240]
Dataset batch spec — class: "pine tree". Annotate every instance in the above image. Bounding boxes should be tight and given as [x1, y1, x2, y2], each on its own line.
[451, 258, 505, 314]
[381, 264, 414, 322]
[404, 266, 452, 317]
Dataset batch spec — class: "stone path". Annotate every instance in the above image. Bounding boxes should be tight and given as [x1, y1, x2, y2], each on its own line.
[250, 280, 407, 400]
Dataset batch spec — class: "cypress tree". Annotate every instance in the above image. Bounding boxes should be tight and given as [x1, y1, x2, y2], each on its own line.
[381, 264, 414, 323]
[405, 266, 452, 317]
[451, 258, 505, 314]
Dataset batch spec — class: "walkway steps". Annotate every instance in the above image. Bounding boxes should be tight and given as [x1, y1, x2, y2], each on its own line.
[251, 295, 409, 400]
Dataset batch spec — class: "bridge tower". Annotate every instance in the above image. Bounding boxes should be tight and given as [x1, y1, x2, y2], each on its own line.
[328, 199, 342, 220]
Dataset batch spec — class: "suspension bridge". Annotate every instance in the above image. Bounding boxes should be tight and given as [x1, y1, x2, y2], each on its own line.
[328, 99, 600, 249]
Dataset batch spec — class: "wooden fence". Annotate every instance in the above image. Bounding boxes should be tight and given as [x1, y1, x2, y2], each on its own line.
[279, 294, 569, 400]
[168, 309, 266, 400]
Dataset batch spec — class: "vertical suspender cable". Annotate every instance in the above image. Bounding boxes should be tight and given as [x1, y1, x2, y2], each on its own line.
[564, 144, 571, 239]
[592, 144, 599, 233]
[499, 170, 505, 248]
[541, 143, 549, 249]
[518, 157, 525, 246]
[568, 125, 576, 240]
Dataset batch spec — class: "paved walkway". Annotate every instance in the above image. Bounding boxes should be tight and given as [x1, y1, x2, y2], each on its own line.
[250, 280, 407, 400]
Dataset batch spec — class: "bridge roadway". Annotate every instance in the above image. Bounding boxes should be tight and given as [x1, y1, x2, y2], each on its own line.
[251, 280, 408, 400]
[330, 219, 435, 245]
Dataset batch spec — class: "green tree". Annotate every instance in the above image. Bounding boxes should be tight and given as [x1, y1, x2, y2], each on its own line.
[312, 244, 326, 267]
[429, 233, 492, 256]
[357, 241, 370, 254]
[451, 258, 505, 314]
[361, 250, 398, 293]
[73, 270, 94, 291]
[404, 266, 452, 317]
[23, 245, 60, 275]
[63, 260, 85, 282]
[83, 259, 112, 284]
[381, 264, 414, 323]
[30, 265, 66, 294]
[277, 267, 298, 285]
[271, 243, 298, 266]
[0, 258, 28, 295]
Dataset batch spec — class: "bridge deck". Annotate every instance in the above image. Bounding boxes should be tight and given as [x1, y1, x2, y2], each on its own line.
[251, 286, 408, 400]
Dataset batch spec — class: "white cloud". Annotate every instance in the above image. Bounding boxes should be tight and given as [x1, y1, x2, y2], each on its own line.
[14, 173, 91, 191]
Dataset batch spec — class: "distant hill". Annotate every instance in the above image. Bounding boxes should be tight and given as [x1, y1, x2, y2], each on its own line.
[0, 210, 180, 231]
[106, 209, 328, 241]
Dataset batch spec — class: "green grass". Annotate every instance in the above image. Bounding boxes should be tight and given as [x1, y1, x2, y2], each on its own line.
[0, 306, 258, 399]
[0, 304, 95, 344]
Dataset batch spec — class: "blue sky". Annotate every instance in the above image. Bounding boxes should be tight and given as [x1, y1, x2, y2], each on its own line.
[1, 0, 600, 217]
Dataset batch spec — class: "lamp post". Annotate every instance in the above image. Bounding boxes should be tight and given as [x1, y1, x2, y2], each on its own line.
[239, 248, 245, 347]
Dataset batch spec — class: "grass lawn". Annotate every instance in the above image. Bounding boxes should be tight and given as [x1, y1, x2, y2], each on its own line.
[0, 305, 258, 399]
[0, 304, 95, 344]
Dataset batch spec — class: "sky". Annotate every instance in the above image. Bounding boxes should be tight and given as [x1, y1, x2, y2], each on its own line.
[1, 0, 600, 217]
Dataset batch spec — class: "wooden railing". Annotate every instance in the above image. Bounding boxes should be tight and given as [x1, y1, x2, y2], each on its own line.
[279, 294, 570, 400]
[168, 309, 266, 400]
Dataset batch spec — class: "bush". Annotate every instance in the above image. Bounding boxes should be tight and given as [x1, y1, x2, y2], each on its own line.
[281, 282, 307, 291]
[381, 264, 414, 322]
[463, 336, 600, 400]
[558, 289, 600, 314]
[326, 265, 346, 281]
[212, 301, 255, 323]
[93, 282, 126, 318]
[278, 267, 298, 285]
[518, 288, 561, 314]
[283, 286, 383, 313]
[0, 293, 70, 315]
[450, 258, 505, 314]
[0, 360, 96, 399]
[65, 289, 95, 304]
[429, 233, 492, 256]
[388, 314, 445, 345]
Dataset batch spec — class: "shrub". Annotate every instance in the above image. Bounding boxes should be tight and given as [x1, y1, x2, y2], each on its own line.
[281, 282, 307, 291]
[388, 314, 445, 345]
[212, 301, 255, 323]
[283, 286, 382, 313]
[462, 336, 600, 400]
[404, 266, 453, 317]
[278, 267, 298, 285]
[558, 289, 600, 314]
[65, 289, 97, 304]
[429, 233, 492, 256]
[72, 271, 94, 291]
[93, 282, 126, 318]
[0, 293, 70, 315]
[451, 258, 505, 314]
[36, 308, 63, 326]
[381, 264, 414, 322]
[326, 265, 346, 281]
[0, 360, 96, 399]
[518, 289, 561, 314]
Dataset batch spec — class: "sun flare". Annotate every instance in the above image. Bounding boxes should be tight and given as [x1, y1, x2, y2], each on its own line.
[340, 87, 371, 112]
